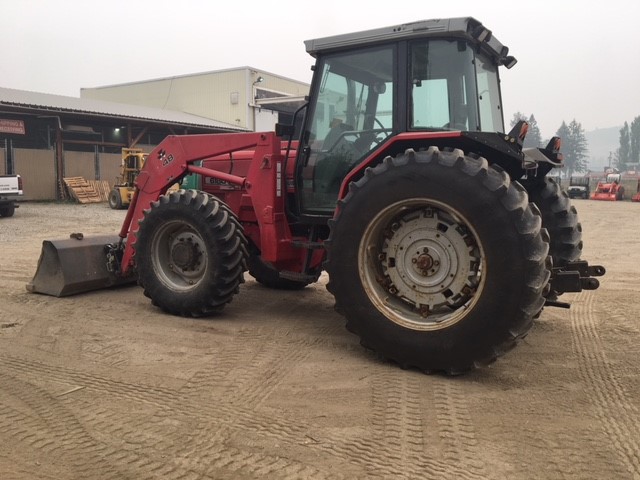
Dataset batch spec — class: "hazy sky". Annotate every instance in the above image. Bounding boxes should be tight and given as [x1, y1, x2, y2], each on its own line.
[2, 0, 639, 139]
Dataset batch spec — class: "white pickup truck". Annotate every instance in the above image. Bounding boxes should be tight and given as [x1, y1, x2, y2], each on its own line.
[0, 174, 23, 217]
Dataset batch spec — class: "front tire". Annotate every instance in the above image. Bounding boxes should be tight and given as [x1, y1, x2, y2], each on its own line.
[136, 190, 247, 317]
[325, 148, 550, 374]
[109, 189, 123, 210]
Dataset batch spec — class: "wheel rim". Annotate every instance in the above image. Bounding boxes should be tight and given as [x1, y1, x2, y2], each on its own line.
[359, 199, 485, 331]
[150, 220, 209, 291]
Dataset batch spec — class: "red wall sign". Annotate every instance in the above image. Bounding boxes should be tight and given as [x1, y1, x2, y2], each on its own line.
[0, 119, 26, 135]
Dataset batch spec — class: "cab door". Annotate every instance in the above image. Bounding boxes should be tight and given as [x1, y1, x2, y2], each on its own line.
[296, 45, 395, 215]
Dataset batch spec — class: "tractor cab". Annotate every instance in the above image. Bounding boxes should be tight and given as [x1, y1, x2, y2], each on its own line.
[296, 18, 515, 214]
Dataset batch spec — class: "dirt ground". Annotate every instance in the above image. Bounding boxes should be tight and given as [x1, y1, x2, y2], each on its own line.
[0, 199, 639, 480]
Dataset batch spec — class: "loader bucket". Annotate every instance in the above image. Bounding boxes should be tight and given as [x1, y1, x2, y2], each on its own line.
[26, 234, 137, 297]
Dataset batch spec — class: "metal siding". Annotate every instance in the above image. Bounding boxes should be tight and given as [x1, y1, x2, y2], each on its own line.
[0, 147, 5, 175]
[167, 71, 248, 128]
[82, 80, 174, 108]
[64, 151, 95, 179]
[83, 71, 249, 128]
[255, 110, 278, 132]
[262, 75, 310, 97]
[80, 68, 309, 131]
[14, 149, 56, 200]
[100, 153, 122, 187]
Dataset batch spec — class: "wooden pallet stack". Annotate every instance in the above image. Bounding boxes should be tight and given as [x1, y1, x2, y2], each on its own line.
[63, 177, 111, 204]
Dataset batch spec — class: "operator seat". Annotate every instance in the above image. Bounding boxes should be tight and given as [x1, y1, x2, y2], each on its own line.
[315, 120, 360, 195]
[322, 120, 352, 151]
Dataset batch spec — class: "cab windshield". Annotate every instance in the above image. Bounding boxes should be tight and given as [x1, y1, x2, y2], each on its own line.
[410, 39, 503, 133]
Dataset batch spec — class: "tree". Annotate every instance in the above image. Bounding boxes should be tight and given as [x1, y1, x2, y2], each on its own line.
[510, 111, 527, 128]
[556, 119, 589, 177]
[509, 112, 542, 148]
[556, 122, 571, 176]
[630, 116, 640, 166]
[616, 122, 630, 170]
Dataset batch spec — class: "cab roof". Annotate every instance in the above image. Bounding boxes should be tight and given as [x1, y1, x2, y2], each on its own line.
[304, 17, 516, 68]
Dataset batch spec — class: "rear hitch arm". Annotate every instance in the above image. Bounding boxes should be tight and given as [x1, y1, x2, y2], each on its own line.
[546, 260, 606, 307]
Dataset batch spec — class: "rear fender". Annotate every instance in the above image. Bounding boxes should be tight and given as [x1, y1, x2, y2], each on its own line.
[337, 131, 464, 202]
[337, 130, 565, 203]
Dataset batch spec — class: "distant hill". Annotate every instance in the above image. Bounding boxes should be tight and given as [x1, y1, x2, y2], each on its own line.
[585, 126, 620, 171]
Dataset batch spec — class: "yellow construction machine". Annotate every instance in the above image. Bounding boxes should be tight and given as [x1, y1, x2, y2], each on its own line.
[108, 148, 146, 209]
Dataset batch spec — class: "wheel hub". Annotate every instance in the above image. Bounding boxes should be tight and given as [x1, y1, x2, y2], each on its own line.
[165, 231, 206, 279]
[372, 206, 482, 324]
[414, 251, 434, 275]
[171, 239, 200, 270]
[359, 198, 486, 330]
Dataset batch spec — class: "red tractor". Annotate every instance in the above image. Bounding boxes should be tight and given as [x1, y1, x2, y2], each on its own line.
[591, 173, 625, 201]
[29, 18, 604, 374]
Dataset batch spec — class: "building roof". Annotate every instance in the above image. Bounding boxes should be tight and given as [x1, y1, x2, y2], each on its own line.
[0, 86, 248, 132]
[84, 66, 309, 91]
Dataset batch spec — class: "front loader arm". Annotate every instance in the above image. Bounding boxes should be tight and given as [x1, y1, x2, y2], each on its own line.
[118, 132, 280, 275]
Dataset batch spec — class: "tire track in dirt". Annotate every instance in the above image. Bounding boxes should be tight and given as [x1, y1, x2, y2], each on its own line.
[69, 393, 347, 479]
[216, 329, 311, 408]
[330, 371, 487, 479]
[0, 464, 60, 480]
[165, 425, 346, 480]
[3, 348, 371, 477]
[30, 327, 349, 480]
[164, 349, 395, 477]
[369, 372, 439, 479]
[0, 353, 308, 443]
[176, 337, 249, 395]
[199, 327, 406, 477]
[81, 335, 131, 366]
[154, 333, 338, 478]
[175, 325, 312, 409]
[0, 355, 175, 408]
[572, 290, 640, 476]
[0, 373, 130, 480]
[2, 333, 485, 479]
[2, 389, 263, 480]
[1, 337, 479, 479]
[432, 378, 489, 480]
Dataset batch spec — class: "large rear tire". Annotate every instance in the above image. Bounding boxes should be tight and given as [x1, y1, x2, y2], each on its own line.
[136, 190, 247, 317]
[325, 148, 550, 374]
[521, 177, 583, 302]
[522, 177, 582, 267]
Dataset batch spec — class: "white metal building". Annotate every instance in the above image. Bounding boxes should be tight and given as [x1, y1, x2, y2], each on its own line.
[81, 67, 309, 132]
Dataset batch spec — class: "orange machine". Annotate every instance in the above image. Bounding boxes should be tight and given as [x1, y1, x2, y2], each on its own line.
[591, 173, 625, 201]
